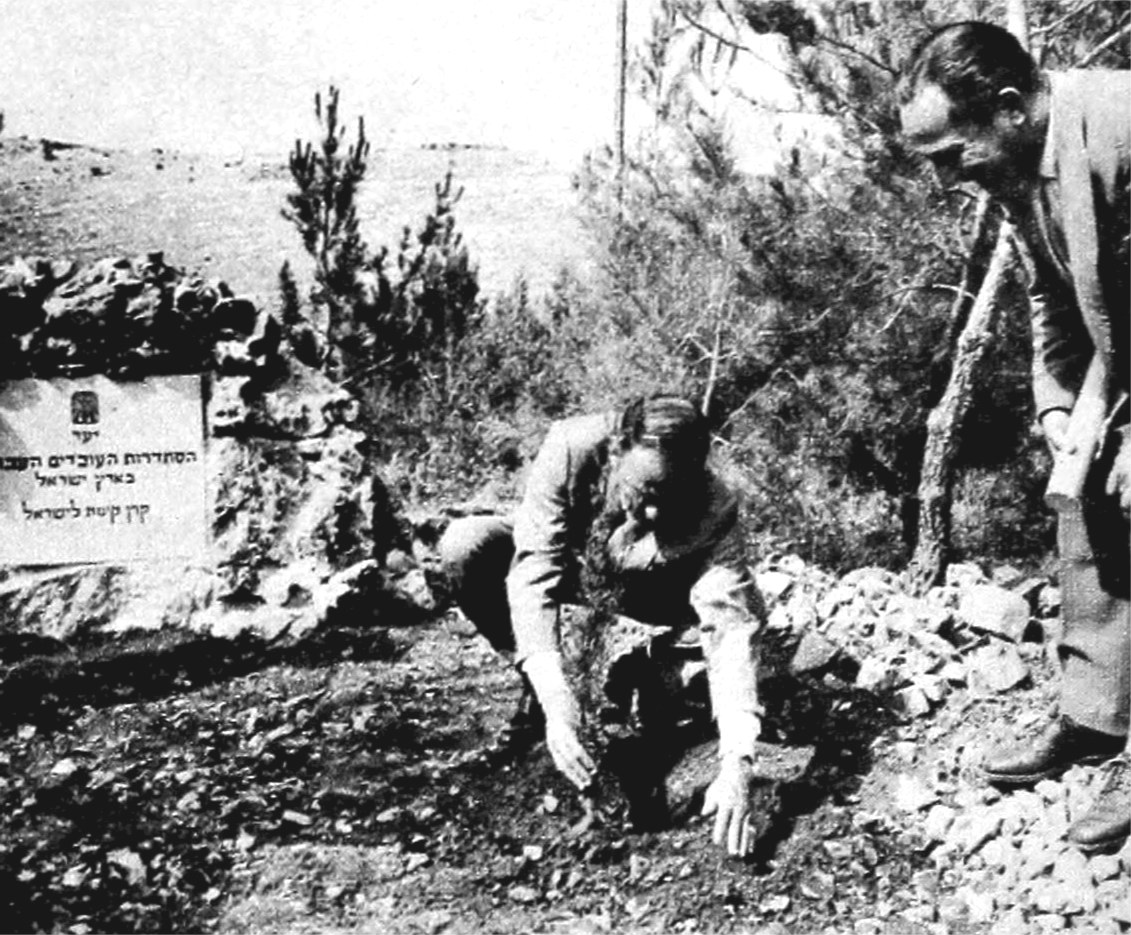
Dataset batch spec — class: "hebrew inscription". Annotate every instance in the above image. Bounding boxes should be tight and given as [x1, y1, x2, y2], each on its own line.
[0, 374, 207, 563]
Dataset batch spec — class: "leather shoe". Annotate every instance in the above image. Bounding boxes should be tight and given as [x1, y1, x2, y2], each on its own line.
[1068, 755, 1131, 853]
[982, 716, 1125, 786]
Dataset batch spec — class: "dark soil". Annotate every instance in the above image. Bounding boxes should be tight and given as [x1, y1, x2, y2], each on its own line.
[0, 612, 965, 935]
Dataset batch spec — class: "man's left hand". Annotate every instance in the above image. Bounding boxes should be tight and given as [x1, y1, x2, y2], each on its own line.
[1106, 425, 1131, 515]
[701, 754, 755, 857]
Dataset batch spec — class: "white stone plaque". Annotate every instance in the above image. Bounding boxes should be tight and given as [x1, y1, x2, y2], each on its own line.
[0, 374, 207, 564]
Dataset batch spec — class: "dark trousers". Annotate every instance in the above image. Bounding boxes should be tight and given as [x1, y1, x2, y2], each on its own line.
[437, 515, 518, 654]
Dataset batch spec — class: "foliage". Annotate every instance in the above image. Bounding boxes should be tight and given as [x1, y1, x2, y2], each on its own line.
[279, 87, 573, 503]
[377, 273, 585, 505]
[282, 86, 371, 379]
[277, 3, 1128, 552]
[563, 0, 1120, 570]
[280, 86, 482, 400]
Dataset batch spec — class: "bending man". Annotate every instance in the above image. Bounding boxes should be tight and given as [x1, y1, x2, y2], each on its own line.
[439, 395, 765, 856]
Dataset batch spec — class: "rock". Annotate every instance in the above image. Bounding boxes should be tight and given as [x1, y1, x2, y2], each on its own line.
[948, 810, 1004, 855]
[822, 839, 852, 861]
[1035, 779, 1066, 804]
[1043, 797, 1071, 838]
[936, 894, 967, 924]
[938, 660, 967, 683]
[841, 566, 899, 597]
[1018, 841, 1058, 881]
[1011, 575, 1047, 603]
[855, 656, 895, 692]
[910, 869, 938, 896]
[107, 848, 147, 886]
[1031, 913, 1068, 932]
[922, 804, 956, 840]
[49, 758, 82, 779]
[967, 641, 1029, 693]
[749, 742, 815, 782]
[1089, 853, 1121, 882]
[1039, 586, 1062, 617]
[1096, 879, 1131, 922]
[989, 907, 1028, 935]
[912, 674, 947, 703]
[959, 584, 1031, 641]
[1033, 883, 1068, 914]
[958, 887, 996, 923]
[799, 869, 836, 901]
[893, 685, 932, 719]
[817, 584, 856, 618]
[784, 596, 820, 634]
[507, 885, 538, 904]
[1052, 848, 1093, 895]
[767, 604, 793, 630]
[789, 629, 839, 674]
[946, 562, 988, 588]
[1012, 789, 1048, 823]
[404, 853, 430, 873]
[991, 565, 1026, 588]
[760, 894, 790, 913]
[775, 554, 808, 577]
[979, 836, 1014, 870]
[1118, 836, 1131, 871]
[900, 903, 936, 925]
[755, 569, 794, 603]
[0, 256, 410, 658]
[896, 775, 938, 813]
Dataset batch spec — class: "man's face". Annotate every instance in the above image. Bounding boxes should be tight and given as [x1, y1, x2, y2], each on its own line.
[609, 445, 684, 529]
[899, 82, 1037, 198]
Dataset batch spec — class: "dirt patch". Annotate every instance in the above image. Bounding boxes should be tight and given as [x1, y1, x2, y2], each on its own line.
[0, 611, 935, 934]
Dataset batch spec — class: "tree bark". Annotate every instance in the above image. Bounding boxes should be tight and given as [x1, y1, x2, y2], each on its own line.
[906, 6, 1031, 592]
[907, 230, 1017, 593]
[1006, 0, 1031, 52]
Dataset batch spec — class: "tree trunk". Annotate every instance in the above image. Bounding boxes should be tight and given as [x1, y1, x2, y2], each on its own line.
[907, 230, 1017, 593]
[1006, 0, 1031, 52]
[904, 2, 1032, 593]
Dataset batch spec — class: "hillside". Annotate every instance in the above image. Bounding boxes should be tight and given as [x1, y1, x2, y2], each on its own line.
[0, 136, 591, 303]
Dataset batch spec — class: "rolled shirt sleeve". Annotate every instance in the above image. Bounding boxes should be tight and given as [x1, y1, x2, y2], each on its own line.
[507, 423, 573, 662]
[689, 513, 765, 760]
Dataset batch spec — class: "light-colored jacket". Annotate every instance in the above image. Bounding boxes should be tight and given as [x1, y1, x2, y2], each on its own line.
[1015, 69, 1130, 419]
[506, 412, 763, 734]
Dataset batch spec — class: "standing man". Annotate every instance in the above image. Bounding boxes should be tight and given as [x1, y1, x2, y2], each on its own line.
[438, 395, 765, 857]
[898, 22, 1130, 852]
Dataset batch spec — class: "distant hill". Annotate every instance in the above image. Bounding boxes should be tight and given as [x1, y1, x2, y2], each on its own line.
[0, 137, 592, 304]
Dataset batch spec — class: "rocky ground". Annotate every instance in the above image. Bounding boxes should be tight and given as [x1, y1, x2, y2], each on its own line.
[1, 553, 1127, 934]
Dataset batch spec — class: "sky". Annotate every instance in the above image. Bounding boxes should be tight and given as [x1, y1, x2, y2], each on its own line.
[0, 0, 647, 162]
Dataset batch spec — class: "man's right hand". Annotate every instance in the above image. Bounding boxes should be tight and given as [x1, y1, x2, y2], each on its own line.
[1040, 408, 1072, 455]
[544, 704, 596, 790]
[522, 652, 596, 790]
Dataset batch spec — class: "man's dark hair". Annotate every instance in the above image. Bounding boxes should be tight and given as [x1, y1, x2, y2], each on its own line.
[897, 21, 1040, 124]
[618, 394, 709, 465]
